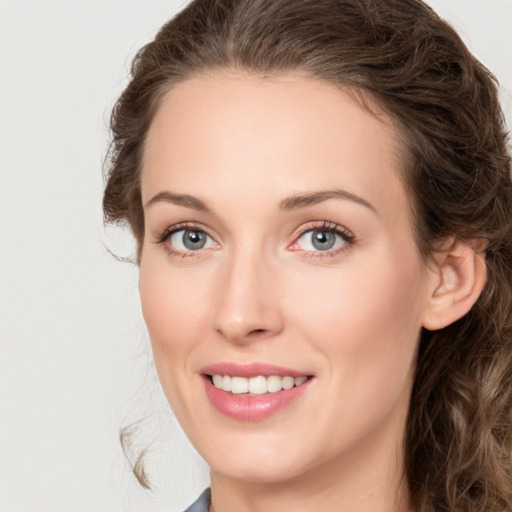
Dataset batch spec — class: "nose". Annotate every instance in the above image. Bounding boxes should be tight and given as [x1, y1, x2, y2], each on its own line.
[211, 248, 285, 344]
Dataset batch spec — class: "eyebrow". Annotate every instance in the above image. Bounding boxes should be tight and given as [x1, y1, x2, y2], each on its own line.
[279, 189, 376, 214]
[144, 188, 376, 214]
[145, 191, 210, 212]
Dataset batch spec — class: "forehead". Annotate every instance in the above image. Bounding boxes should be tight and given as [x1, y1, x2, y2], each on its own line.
[141, 71, 410, 223]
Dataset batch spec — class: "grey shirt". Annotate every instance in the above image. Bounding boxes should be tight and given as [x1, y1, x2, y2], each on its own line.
[184, 488, 211, 512]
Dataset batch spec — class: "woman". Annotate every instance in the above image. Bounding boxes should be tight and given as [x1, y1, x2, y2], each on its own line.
[103, 0, 512, 510]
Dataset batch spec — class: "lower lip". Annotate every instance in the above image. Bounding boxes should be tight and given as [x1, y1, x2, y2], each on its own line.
[203, 377, 311, 421]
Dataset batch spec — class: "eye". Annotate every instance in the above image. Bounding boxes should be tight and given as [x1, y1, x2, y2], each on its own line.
[290, 222, 355, 255]
[168, 229, 216, 252]
[153, 223, 219, 258]
[297, 229, 345, 251]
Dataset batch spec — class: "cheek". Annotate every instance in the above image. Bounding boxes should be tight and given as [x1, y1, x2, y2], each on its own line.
[138, 260, 215, 424]
[286, 250, 426, 387]
[138, 261, 207, 370]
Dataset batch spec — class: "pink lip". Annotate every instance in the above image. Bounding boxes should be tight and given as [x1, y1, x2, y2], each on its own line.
[200, 363, 313, 421]
[200, 362, 311, 378]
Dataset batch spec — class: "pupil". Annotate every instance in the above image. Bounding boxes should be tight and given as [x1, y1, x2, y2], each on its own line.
[312, 230, 335, 250]
[183, 230, 206, 250]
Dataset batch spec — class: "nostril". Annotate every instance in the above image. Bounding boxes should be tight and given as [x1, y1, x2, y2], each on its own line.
[249, 328, 266, 336]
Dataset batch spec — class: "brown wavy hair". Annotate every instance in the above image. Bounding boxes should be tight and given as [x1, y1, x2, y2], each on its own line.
[103, 0, 512, 509]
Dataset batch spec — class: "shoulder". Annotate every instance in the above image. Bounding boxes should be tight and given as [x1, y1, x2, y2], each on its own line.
[183, 488, 211, 512]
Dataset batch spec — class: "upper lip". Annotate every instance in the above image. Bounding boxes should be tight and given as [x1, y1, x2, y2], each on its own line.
[200, 362, 313, 378]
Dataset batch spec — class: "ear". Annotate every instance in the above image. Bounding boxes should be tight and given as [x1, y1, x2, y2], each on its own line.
[422, 239, 487, 331]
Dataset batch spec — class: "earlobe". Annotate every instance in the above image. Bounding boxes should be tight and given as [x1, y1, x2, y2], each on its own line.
[422, 240, 487, 331]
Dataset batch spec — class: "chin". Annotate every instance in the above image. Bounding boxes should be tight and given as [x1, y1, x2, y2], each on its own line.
[210, 455, 306, 484]
[195, 431, 313, 484]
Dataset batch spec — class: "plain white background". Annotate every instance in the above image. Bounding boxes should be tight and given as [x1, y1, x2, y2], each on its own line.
[0, 1, 511, 511]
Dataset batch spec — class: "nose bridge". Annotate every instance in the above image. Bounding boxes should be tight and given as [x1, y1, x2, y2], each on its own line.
[212, 240, 283, 343]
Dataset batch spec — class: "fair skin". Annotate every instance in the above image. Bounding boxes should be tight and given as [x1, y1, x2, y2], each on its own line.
[138, 72, 485, 512]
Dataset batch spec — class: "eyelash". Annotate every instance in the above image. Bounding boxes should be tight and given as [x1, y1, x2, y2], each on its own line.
[291, 221, 356, 259]
[153, 222, 216, 258]
[153, 220, 356, 259]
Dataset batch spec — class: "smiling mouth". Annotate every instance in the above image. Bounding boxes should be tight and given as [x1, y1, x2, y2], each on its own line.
[209, 374, 310, 395]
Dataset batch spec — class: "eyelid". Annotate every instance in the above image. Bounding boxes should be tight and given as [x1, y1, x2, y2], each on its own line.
[289, 221, 356, 255]
[292, 221, 354, 240]
[153, 221, 220, 255]
[152, 220, 355, 258]
[153, 221, 211, 241]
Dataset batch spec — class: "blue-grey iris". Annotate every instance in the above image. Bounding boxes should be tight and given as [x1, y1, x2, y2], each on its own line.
[311, 230, 336, 250]
[183, 230, 207, 250]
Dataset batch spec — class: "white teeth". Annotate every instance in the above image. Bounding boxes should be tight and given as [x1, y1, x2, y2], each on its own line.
[211, 374, 308, 394]
[282, 376, 295, 390]
[248, 376, 267, 395]
[231, 376, 249, 394]
[222, 375, 232, 392]
[212, 374, 223, 388]
[266, 375, 282, 393]
[295, 376, 307, 386]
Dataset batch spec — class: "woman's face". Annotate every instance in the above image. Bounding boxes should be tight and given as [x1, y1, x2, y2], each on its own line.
[139, 72, 436, 484]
